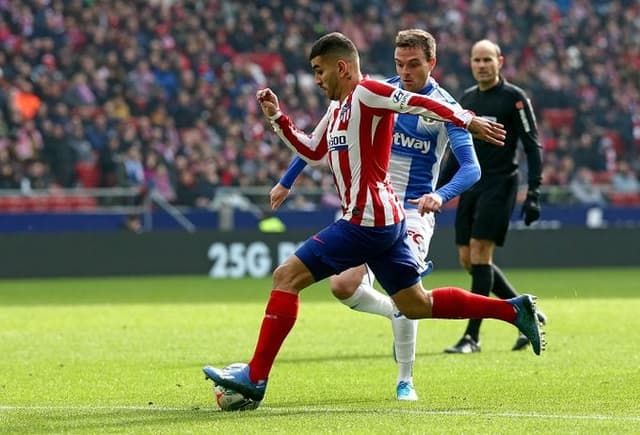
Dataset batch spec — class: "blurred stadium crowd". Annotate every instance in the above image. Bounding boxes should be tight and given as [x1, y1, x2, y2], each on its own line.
[0, 0, 639, 211]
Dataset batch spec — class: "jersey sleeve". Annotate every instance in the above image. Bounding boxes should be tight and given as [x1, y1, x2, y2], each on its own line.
[357, 79, 474, 128]
[434, 125, 481, 203]
[514, 91, 543, 191]
[268, 107, 331, 165]
[279, 157, 308, 189]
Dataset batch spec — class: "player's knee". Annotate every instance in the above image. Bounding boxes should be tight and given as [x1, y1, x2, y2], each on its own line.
[272, 260, 311, 291]
[329, 275, 355, 299]
[392, 286, 430, 319]
[272, 263, 290, 288]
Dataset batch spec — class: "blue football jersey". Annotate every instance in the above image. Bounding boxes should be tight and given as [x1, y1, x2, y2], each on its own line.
[386, 76, 464, 209]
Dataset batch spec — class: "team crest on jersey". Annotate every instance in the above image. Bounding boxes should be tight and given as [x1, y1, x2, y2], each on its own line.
[339, 103, 351, 122]
[420, 117, 436, 125]
[416, 117, 438, 135]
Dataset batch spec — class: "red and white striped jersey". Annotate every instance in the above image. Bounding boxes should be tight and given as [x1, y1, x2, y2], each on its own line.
[269, 78, 473, 227]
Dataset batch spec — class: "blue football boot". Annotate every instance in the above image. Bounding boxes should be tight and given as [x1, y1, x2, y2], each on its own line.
[512, 311, 548, 351]
[203, 363, 267, 402]
[396, 380, 418, 401]
[508, 295, 546, 355]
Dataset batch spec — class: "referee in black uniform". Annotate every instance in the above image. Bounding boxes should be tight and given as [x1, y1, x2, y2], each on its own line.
[443, 39, 546, 353]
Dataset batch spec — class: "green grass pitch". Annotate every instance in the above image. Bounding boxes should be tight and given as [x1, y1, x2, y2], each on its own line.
[1, 268, 639, 434]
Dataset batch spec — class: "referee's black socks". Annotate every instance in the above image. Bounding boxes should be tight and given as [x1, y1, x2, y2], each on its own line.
[491, 264, 519, 300]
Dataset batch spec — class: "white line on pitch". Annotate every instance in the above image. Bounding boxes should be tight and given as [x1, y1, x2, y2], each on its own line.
[1, 405, 639, 422]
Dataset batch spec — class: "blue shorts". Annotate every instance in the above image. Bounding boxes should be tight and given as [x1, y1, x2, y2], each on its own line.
[294, 219, 421, 295]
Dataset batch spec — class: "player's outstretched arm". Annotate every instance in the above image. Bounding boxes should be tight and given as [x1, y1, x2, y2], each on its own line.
[357, 80, 505, 146]
[468, 116, 506, 146]
[257, 89, 331, 164]
[357, 79, 473, 126]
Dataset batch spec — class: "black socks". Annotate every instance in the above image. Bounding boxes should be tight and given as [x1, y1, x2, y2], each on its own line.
[491, 264, 519, 299]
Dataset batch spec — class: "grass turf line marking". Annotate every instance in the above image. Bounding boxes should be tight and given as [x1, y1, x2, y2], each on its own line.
[1, 405, 639, 422]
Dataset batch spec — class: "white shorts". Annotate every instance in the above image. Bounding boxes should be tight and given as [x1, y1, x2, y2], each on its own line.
[363, 209, 436, 285]
[404, 209, 436, 275]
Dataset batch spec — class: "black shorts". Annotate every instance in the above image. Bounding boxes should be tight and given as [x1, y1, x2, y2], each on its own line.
[455, 174, 518, 247]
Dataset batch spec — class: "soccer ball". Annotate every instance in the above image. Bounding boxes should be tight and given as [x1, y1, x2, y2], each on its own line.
[214, 384, 261, 411]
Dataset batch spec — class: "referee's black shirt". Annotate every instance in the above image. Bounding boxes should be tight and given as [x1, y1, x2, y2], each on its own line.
[460, 77, 542, 191]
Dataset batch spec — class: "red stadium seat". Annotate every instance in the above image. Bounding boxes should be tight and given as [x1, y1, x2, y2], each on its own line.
[609, 192, 640, 207]
[49, 195, 74, 212]
[0, 196, 29, 213]
[76, 162, 101, 188]
[630, 194, 640, 206]
[542, 109, 575, 132]
[25, 196, 51, 212]
[591, 171, 613, 185]
[0, 196, 10, 212]
[238, 53, 286, 77]
[542, 136, 557, 152]
[69, 195, 98, 211]
[603, 130, 625, 155]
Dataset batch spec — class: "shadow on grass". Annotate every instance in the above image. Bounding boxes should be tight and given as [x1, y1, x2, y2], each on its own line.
[2, 400, 409, 434]
[198, 348, 458, 371]
[1, 407, 210, 434]
[279, 349, 465, 363]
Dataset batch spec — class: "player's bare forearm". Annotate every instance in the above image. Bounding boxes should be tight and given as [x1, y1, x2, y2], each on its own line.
[269, 183, 290, 210]
[468, 117, 506, 146]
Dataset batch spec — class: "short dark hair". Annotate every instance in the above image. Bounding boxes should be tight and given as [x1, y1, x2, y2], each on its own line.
[309, 32, 358, 62]
[395, 29, 437, 61]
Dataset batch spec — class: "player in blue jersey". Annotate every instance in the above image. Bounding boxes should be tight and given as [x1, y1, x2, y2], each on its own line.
[268, 29, 484, 401]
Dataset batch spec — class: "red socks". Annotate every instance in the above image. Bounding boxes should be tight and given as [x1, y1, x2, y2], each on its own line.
[248, 290, 299, 383]
[431, 287, 516, 322]
[246, 288, 514, 383]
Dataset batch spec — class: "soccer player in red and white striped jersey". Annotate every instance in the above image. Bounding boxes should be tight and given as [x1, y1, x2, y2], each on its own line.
[203, 32, 545, 406]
